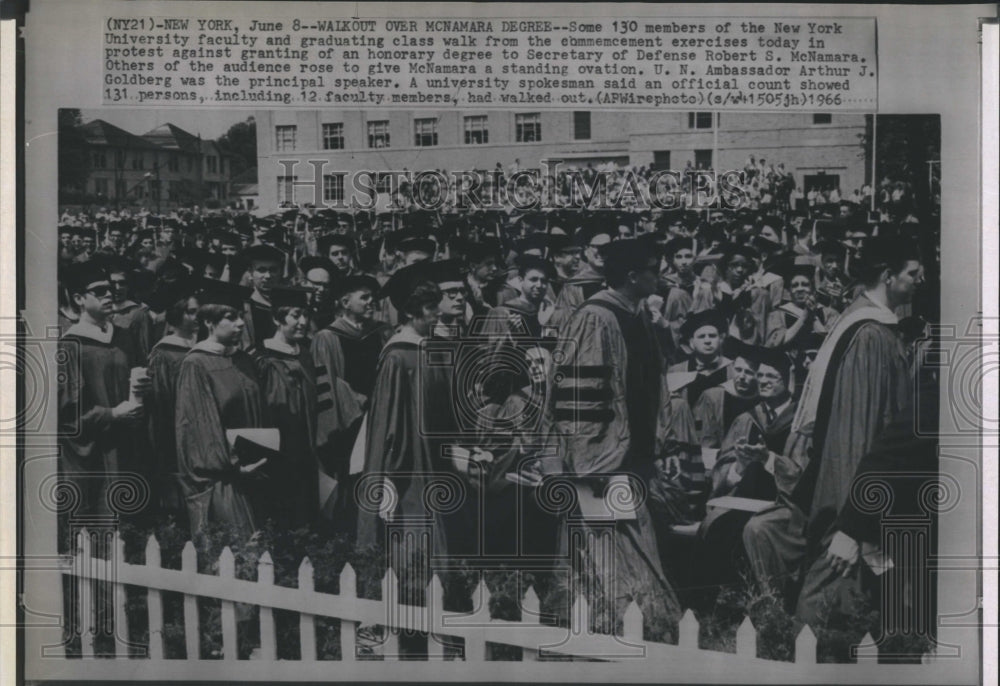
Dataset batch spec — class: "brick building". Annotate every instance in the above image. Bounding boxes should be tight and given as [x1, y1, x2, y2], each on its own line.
[253, 110, 868, 210]
[72, 119, 233, 210]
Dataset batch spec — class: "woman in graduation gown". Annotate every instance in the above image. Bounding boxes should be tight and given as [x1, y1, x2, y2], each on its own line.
[254, 286, 319, 530]
[764, 264, 840, 349]
[356, 264, 458, 606]
[175, 280, 268, 542]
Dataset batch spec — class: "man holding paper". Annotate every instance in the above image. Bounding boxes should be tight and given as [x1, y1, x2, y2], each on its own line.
[740, 236, 921, 623]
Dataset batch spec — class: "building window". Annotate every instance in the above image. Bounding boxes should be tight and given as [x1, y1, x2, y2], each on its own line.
[275, 125, 297, 152]
[463, 115, 489, 144]
[94, 178, 108, 196]
[368, 120, 390, 148]
[167, 153, 179, 172]
[573, 112, 591, 140]
[414, 118, 438, 147]
[688, 112, 715, 129]
[515, 113, 541, 143]
[694, 149, 713, 170]
[187, 157, 194, 172]
[92, 152, 107, 169]
[114, 150, 126, 168]
[114, 178, 126, 199]
[323, 174, 345, 203]
[207, 156, 218, 173]
[813, 113, 832, 125]
[168, 181, 180, 201]
[322, 123, 345, 150]
[132, 153, 144, 170]
[652, 150, 671, 171]
[278, 175, 298, 204]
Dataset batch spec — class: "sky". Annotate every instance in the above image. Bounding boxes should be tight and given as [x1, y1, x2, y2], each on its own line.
[79, 109, 255, 140]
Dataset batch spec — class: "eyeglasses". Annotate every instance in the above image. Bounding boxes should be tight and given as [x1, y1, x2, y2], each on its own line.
[85, 285, 112, 298]
[441, 287, 466, 297]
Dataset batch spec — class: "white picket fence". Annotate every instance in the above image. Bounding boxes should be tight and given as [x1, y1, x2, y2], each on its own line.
[52, 527, 920, 679]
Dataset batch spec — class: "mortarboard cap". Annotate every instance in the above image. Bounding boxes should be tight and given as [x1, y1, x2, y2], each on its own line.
[196, 278, 251, 310]
[62, 262, 110, 294]
[268, 285, 312, 311]
[680, 309, 726, 341]
[753, 346, 792, 381]
[664, 236, 695, 259]
[382, 262, 438, 312]
[298, 256, 336, 277]
[332, 273, 382, 301]
[427, 259, 467, 286]
[241, 244, 285, 265]
[722, 337, 761, 364]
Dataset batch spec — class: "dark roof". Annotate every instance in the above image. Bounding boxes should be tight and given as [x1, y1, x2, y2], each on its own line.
[141, 123, 203, 154]
[79, 119, 160, 149]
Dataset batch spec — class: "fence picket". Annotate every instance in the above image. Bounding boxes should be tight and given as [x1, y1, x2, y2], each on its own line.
[795, 624, 817, 664]
[298, 557, 316, 661]
[570, 593, 589, 636]
[678, 609, 699, 649]
[56, 532, 902, 672]
[425, 575, 445, 661]
[381, 569, 399, 661]
[622, 600, 643, 641]
[736, 616, 756, 657]
[112, 532, 129, 658]
[218, 547, 237, 661]
[181, 542, 199, 660]
[521, 586, 541, 661]
[257, 552, 276, 661]
[77, 529, 94, 658]
[339, 563, 357, 662]
[854, 631, 879, 660]
[145, 535, 164, 660]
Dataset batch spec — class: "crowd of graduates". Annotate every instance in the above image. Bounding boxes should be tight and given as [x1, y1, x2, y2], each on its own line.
[57, 173, 940, 643]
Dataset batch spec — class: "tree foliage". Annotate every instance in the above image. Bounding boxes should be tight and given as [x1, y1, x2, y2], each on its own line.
[58, 108, 90, 200]
[216, 116, 257, 179]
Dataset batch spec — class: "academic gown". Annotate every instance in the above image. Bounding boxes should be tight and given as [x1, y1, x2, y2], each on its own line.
[551, 289, 682, 637]
[764, 302, 840, 349]
[356, 333, 460, 604]
[742, 296, 909, 604]
[474, 384, 560, 557]
[695, 396, 797, 596]
[110, 300, 154, 361]
[255, 342, 319, 530]
[311, 317, 393, 476]
[146, 335, 194, 518]
[241, 294, 276, 351]
[546, 263, 604, 332]
[58, 325, 145, 524]
[693, 382, 759, 450]
[175, 346, 266, 541]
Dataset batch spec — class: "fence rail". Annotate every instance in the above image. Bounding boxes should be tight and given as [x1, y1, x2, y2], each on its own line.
[51, 528, 925, 677]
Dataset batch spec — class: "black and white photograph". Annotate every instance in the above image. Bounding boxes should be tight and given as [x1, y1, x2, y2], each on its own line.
[8, 2, 995, 684]
[50, 105, 944, 663]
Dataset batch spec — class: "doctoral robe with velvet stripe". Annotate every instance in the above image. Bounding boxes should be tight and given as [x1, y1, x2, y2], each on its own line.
[551, 288, 681, 636]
